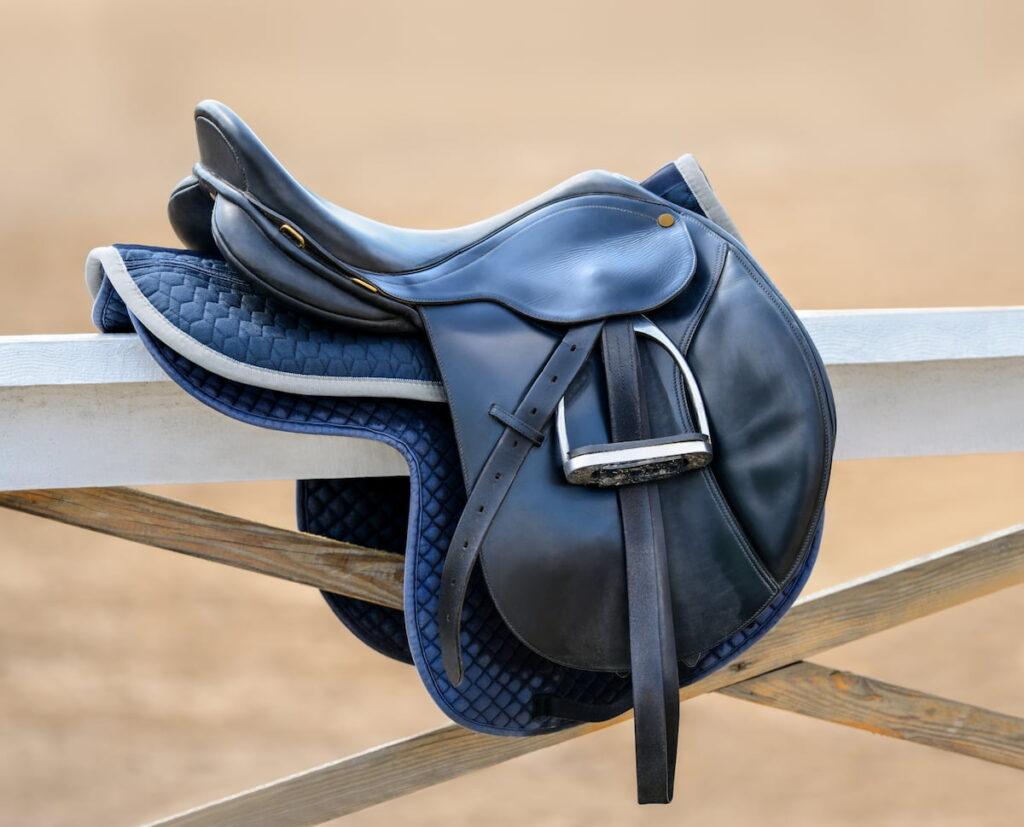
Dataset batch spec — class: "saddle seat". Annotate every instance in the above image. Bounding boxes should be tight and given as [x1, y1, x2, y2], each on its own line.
[170, 100, 696, 330]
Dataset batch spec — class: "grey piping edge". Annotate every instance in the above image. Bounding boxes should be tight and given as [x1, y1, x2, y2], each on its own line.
[673, 155, 744, 243]
[84, 246, 446, 402]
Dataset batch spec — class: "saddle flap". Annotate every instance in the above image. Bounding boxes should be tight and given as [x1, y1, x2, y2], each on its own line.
[421, 222, 833, 674]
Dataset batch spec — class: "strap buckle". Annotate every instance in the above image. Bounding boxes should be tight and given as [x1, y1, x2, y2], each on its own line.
[555, 319, 712, 487]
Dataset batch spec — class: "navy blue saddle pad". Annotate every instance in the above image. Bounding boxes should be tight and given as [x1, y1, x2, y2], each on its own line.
[85, 160, 822, 738]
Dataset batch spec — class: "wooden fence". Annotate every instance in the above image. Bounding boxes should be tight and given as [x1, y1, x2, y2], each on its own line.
[1, 306, 1022, 825]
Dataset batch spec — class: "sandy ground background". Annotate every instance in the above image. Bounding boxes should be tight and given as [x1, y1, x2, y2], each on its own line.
[1, 1, 1023, 824]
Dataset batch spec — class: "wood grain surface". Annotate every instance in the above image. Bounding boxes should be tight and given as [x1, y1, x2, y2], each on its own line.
[0, 487, 405, 609]
[145, 523, 1024, 826]
[721, 661, 1024, 770]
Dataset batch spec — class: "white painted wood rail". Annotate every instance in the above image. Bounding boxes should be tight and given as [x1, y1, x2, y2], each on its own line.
[1, 307, 1022, 490]
[3, 305, 1023, 827]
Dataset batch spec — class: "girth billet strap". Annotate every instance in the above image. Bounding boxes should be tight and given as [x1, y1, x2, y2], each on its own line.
[601, 318, 680, 804]
[437, 320, 605, 685]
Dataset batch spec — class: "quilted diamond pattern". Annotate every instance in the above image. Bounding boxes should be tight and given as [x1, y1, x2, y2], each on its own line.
[301, 477, 413, 663]
[90, 244, 821, 738]
[115, 244, 439, 383]
[140, 325, 637, 735]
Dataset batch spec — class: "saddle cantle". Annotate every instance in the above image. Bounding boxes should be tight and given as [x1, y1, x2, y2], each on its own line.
[89, 101, 835, 804]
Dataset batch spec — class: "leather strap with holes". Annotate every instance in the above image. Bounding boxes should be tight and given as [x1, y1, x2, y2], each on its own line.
[437, 320, 604, 685]
[601, 317, 679, 804]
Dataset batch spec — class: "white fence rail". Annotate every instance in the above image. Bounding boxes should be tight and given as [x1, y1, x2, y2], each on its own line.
[2, 304, 1023, 826]
[2, 307, 1023, 490]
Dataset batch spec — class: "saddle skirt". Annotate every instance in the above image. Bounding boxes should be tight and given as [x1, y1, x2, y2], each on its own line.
[87, 101, 835, 805]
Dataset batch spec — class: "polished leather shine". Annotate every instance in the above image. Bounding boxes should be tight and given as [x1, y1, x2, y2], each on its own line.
[153, 101, 836, 805]
[355, 195, 696, 324]
[171, 100, 706, 334]
[186, 100, 679, 273]
[211, 195, 419, 329]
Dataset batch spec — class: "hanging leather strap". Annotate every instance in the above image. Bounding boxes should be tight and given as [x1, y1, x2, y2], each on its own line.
[437, 320, 604, 685]
[601, 318, 680, 804]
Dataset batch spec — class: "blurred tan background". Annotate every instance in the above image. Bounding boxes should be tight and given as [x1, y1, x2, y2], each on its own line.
[1, 1, 1022, 825]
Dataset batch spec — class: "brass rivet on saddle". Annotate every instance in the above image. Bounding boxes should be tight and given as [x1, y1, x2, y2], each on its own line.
[278, 224, 306, 249]
[350, 277, 379, 293]
[657, 213, 676, 228]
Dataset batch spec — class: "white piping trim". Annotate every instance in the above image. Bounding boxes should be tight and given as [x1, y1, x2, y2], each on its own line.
[673, 155, 744, 243]
[84, 246, 446, 402]
[84, 249, 105, 298]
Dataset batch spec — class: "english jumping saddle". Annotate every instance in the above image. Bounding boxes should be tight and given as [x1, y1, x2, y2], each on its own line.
[86, 101, 835, 803]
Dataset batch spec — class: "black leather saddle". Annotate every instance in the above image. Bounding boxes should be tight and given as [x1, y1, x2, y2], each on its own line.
[162, 101, 836, 803]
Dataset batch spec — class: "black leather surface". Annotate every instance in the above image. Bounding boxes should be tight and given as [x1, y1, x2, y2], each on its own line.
[678, 240, 835, 583]
[456, 215, 815, 671]
[175, 156, 833, 671]
[174, 101, 702, 332]
[167, 176, 218, 254]
[158, 99, 836, 804]
[433, 319, 605, 684]
[91, 245, 828, 741]
[187, 100, 694, 275]
[602, 319, 679, 803]
[211, 196, 419, 332]
[352, 195, 696, 323]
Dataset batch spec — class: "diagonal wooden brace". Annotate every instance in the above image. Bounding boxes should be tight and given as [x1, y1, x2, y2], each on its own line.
[722, 661, 1024, 770]
[0, 487, 405, 608]
[138, 519, 1024, 826]
[3, 488, 1022, 825]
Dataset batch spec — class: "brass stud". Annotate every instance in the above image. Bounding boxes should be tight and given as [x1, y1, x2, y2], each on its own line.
[657, 213, 676, 228]
[350, 277, 380, 293]
[279, 224, 306, 249]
